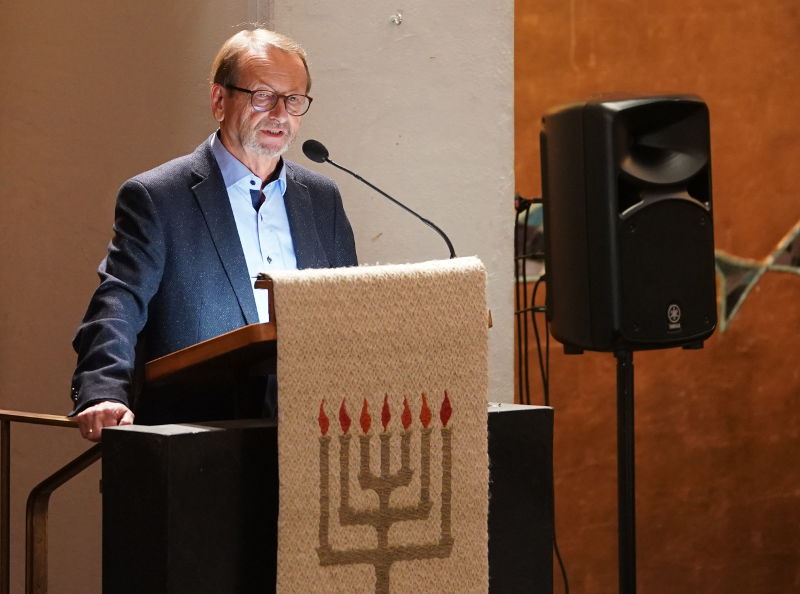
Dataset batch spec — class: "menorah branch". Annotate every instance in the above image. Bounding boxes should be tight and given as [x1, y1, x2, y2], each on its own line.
[317, 395, 455, 594]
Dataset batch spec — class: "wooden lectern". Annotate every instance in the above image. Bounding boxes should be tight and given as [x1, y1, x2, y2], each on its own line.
[144, 278, 278, 388]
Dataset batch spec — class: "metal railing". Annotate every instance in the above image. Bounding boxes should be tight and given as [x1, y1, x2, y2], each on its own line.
[1, 409, 100, 594]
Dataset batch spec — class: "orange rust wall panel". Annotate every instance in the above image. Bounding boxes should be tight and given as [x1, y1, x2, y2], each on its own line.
[516, 1, 800, 592]
[516, 0, 800, 256]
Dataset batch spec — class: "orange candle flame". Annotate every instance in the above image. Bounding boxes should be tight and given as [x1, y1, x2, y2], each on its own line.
[360, 399, 371, 434]
[318, 400, 330, 436]
[339, 399, 352, 434]
[401, 396, 412, 430]
[440, 392, 453, 427]
[420, 393, 432, 428]
[381, 394, 391, 432]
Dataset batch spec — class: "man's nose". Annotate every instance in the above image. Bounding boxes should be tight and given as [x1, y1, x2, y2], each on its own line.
[268, 96, 290, 119]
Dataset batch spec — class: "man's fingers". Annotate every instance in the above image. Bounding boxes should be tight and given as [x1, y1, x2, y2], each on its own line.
[76, 402, 134, 441]
[78, 418, 99, 441]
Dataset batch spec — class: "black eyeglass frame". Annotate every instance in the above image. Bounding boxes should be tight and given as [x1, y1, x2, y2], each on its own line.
[225, 84, 313, 116]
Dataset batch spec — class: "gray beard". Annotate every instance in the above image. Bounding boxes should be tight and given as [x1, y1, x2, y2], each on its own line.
[245, 126, 294, 158]
[247, 138, 291, 158]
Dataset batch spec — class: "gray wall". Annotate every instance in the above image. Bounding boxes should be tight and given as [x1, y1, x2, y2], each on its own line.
[276, 2, 514, 402]
[0, 1, 511, 591]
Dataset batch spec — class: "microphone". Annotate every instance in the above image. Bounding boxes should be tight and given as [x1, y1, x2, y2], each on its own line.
[303, 139, 329, 163]
[302, 139, 457, 259]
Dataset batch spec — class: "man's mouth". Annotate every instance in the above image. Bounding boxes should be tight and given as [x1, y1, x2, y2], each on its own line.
[262, 128, 285, 137]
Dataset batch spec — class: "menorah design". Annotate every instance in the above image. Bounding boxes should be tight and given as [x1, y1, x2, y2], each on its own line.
[316, 393, 454, 594]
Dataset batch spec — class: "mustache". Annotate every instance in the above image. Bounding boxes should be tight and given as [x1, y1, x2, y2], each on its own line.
[258, 120, 289, 133]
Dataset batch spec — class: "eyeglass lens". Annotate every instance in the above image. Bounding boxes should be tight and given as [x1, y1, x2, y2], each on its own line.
[252, 90, 310, 115]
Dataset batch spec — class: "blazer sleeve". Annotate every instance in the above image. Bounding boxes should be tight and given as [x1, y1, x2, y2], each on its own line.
[69, 179, 166, 415]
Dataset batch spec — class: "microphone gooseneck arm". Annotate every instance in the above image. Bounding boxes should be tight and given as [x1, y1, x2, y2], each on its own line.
[324, 157, 457, 259]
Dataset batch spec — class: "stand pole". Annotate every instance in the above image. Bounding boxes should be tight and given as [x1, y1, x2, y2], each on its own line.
[615, 350, 636, 594]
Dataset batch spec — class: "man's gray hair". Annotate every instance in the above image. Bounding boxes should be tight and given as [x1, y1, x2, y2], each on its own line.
[211, 28, 311, 92]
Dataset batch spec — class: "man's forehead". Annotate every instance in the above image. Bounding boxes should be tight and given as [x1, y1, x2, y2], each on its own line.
[238, 48, 305, 77]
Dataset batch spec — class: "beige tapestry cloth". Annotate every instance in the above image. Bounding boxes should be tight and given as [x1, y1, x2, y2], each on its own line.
[271, 257, 489, 594]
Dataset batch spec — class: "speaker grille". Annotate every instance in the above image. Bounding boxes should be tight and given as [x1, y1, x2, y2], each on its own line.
[619, 197, 716, 346]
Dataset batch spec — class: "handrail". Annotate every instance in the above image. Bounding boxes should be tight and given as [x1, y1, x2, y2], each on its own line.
[26, 444, 102, 594]
[0, 409, 97, 594]
[0, 411, 78, 428]
[1, 419, 8, 594]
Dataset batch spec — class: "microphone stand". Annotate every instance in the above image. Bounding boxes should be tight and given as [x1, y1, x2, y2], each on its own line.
[322, 157, 457, 259]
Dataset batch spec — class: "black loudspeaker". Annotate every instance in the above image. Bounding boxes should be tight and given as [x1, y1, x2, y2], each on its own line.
[540, 95, 717, 353]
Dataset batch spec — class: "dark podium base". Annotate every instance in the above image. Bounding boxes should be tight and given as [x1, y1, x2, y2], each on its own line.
[102, 420, 278, 593]
[488, 404, 554, 594]
[103, 405, 552, 594]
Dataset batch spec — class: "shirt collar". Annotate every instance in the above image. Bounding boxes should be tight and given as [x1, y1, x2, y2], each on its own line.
[210, 131, 286, 194]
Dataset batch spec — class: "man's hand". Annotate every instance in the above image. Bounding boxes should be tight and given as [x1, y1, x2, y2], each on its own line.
[75, 401, 134, 442]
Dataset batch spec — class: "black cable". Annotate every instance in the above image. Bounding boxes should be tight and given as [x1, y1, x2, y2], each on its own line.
[516, 306, 547, 314]
[531, 276, 550, 406]
[532, 279, 569, 594]
[527, 227, 568, 594]
[553, 520, 570, 594]
[514, 206, 526, 404]
[545, 314, 550, 404]
[520, 204, 532, 405]
[514, 195, 569, 592]
[514, 200, 533, 404]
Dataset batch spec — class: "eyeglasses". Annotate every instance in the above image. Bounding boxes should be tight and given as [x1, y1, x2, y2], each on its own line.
[225, 85, 313, 116]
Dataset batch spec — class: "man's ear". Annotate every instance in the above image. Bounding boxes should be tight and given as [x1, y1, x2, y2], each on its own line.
[210, 84, 226, 122]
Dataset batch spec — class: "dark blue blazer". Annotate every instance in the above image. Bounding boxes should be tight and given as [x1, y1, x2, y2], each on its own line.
[70, 137, 357, 420]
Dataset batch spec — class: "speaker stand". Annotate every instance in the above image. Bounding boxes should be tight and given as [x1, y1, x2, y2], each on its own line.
[615, 350, 636, 594]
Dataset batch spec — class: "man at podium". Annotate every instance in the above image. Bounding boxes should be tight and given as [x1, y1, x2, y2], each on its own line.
[69, 28, 357, 441]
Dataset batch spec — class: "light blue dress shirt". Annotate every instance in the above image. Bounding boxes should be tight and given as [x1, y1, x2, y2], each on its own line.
[210, 132, 297, 322]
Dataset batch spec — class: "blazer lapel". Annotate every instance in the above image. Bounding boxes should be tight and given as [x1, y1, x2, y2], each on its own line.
[284, 163, 330, 269]
[190, 142, 260, 325]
